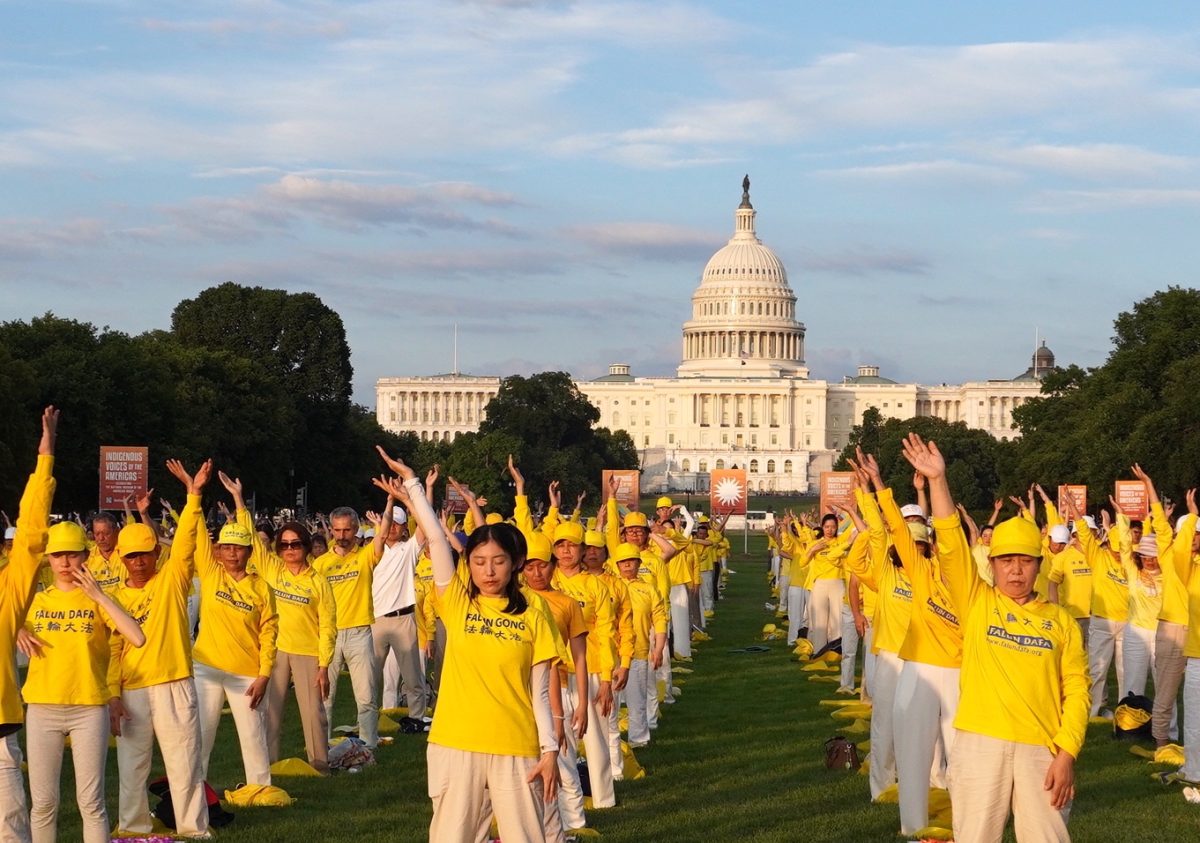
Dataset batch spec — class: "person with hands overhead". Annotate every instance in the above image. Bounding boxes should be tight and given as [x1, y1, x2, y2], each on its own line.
[106, 466, 210, 838]
[216, 470, 337, 776]
[21, 418, 148, 843]
[801, 508, 853, 654]
[376, 449, 560, 843]
[1, 407, 59, 843]
[1102, 499, 1163, 701]
[856, 442, 962, 836]
[903, 438, 1088, 843]
[166, 459, 278, 788]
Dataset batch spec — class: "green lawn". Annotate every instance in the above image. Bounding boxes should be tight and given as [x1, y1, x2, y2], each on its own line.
[31, 536, 1200, 841]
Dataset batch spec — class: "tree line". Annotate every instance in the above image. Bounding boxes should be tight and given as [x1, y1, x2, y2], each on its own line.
[834, 287, 1200, 515]
[0, 283, 638, 516]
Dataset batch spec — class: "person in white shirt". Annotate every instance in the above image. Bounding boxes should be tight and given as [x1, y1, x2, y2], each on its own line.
[371, 493, 428, 719]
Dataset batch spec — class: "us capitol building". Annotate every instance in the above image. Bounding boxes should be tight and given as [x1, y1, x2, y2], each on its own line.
[377, 178, 1056, 493]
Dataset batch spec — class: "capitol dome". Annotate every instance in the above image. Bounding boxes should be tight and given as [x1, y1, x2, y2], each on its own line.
[677, 176, 808, 378]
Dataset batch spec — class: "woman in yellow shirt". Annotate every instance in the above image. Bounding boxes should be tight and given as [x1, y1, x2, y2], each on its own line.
[803, 513, 851, 653]
[612, 542, 668, 747]
[167, 460, 278, 788]
[378, 449, 559, 843]
[900, 435, 1087, 843]
[21, 520, 146, 843]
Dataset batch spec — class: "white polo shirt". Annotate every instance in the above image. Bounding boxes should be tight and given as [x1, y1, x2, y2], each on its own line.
[372, 535, 421, 617]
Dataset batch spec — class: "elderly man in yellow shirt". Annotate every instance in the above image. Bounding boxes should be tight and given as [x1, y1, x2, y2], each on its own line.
[312, 503, 387, 748]
[108, 504, 209, 838]
[0, 406, 58, 843]
[86, 512, 126, 593]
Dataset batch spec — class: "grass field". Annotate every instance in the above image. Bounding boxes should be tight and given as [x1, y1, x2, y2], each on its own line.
[32, 535, 1200, 841]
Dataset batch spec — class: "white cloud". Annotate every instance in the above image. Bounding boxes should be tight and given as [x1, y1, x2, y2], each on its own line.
[1027, 187, 1200, 212]
[817, 159, 1020, 185]
[974, 141, 1193, 181]
[563, 221, 719, 261]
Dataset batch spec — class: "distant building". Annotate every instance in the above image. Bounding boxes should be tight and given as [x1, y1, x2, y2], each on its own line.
[377, 180, 1053, 493]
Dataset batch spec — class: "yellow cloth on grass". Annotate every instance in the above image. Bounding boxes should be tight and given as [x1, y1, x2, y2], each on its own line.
[224, 783, 294, 807]
[377, 714, 402, 734]
[270, 758, 322, 777]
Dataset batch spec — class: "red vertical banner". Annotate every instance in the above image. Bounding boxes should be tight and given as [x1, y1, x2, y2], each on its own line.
[1114, 480, 1148, 520]
[709, 469, 747, 515]
[603, 469, 640, 510]
[820, 471, 856, 515]
[99, 446, 149, 510]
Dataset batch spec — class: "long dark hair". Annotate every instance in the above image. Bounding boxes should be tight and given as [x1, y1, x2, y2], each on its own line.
[463, 523, 528, 615]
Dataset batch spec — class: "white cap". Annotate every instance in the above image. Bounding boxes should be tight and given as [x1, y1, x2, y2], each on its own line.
[1177, 515, 1192, 532]
[1137, 535, 1159, 558]
[3, 527, 14, 541]
[1049, 525, 1071, 545]
[1082, 515, 1097, 531]
[392, 506, 408, 525]
[900, 504, 925, 520]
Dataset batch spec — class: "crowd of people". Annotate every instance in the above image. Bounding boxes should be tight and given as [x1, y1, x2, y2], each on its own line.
[0, 408, 730, 843]
[765, 438, 1200, 842]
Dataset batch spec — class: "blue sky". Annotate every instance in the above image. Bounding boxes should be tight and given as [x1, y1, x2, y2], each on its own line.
[4, 1, 1200, 404]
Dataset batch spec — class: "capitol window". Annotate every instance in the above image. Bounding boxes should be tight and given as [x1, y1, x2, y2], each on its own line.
[716, 459, 725, 470]
[750, 459, 759, 473]
[699, 460, 708, 472]
[784, 459, 793, 473]
[682, 459, 691, 471]
[767, 460, 776, 473]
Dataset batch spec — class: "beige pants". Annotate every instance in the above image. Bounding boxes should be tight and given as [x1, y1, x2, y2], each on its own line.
[949, 730, 1070, 843]
[26, 704, 109, 843]
[1087, 616, 1125, 715]
[325, 625, 380, 747]
[116, 678, 208, 836]
[426, 743, 543, 843]
[1153, 621, 1187, 743]
[0, 731, 29, 843]
[808, 578, 845, 652]
[267, 651, 330, 774]
[373, 613, 428, 716]
[194, 661, 272, 786]
[894, 660, 959, 834]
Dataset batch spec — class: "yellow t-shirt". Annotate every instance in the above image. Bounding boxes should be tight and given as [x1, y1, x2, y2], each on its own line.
[1157, 505, 1193, 625]
[972, 544, 994, 586]
[429, 574, 558, 757]
[553, 568, 617, 681]
[1073, 521, 1128, 622]
[667, 544, 699, 588]
[1, 455, 55, 724]
[624, 576, 669, 660]
[805, 532, 851, 587]
[1047, 545, 1093, 620]
[596, 569, 635, 669]
[87, 544, 127, 594]
[881, 491, 963, 668]
[532, 587, 586, 684]
[844, 490, 913, 655]
[636, 549, 671, 606]
[176, 503, 278, 678]
[312, 544, 381, 629]
[23, 586, 119, 705]
[110, 519, 197, 691]
[1125, 563, 1162, 631]
[954, 586, 1089, 757]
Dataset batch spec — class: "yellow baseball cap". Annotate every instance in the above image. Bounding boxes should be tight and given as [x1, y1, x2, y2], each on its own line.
[622, 512, 649, 530]
[656, 496, 673, 509]
[584, 529, 606, 548]
[117, 523, 158, 557]
[485, 513, 503, 525]
[989, 517, 1043, 559]
[217, 524, 253, 547]
[46, 522, 88, 554]
[612, 542, 642, 563]
[526, 532, 553, 563]
[553, 522, 585, 545]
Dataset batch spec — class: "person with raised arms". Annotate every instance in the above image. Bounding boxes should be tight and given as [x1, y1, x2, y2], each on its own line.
[20, 512, 147, 843]
[894, 435, 1089, 843]
[0, 407, 58, 843]
[377, 447, 559, 843]
[167, 459, 278, 788]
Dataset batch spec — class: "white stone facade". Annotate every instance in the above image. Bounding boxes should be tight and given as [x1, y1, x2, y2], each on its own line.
[376, 181, 1049, 493]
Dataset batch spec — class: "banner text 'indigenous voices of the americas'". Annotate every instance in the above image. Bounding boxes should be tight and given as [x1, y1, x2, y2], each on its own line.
[99, 446, 149, 510]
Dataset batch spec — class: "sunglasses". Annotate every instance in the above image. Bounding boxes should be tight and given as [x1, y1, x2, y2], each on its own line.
[278, 540, 307, 550]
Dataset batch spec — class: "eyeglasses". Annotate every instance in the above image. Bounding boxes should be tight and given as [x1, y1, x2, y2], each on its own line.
[278, 540, 307, 550]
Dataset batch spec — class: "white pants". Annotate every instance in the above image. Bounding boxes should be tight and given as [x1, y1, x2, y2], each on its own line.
[26, 704, 109, 843]
[894, 660, 960, 834]
[1181, 659, 1200, 782]
[868, 650, 903, 800]
[862, 627, 876, 701]
[1087, 615, 1126, 715]
[572, 674, 614, 808]
[949, 730, 1070, 843]
[626, 658, 651, 744]
[374, 612, 428, 717]
[669, 584, 692, 658]
[808, 578, 844, 652]
[194, 661, 272, 786]
[427, 743, 543, 843]
[556, 680, 587, 831]
[771, 552, 780, 583]
[840, 605, 860, 689]
[117, 678, 208, 836]
[0, 731, 30, 843]
[1123, 623, 1157, 697]
[325, 625, 380, 747]
[777, 574, 790, 604]
[786, 586, 809, 645]
[700, 570, 715, 615]
[606, 682, 622, 780]
[656, 637, 673, 708]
